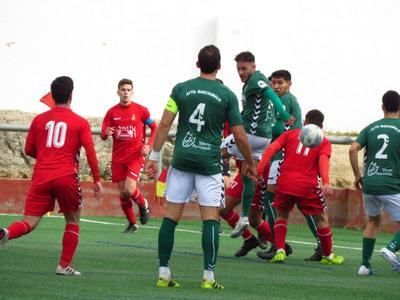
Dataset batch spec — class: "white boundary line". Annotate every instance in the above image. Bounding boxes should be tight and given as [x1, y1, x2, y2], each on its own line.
[0, 213, 363, 251]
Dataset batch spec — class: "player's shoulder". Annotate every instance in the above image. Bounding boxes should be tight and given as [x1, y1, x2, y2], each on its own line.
[131, 101, 149, 112]
[281, 92, 298, 103]
[247, 71, 269, 89]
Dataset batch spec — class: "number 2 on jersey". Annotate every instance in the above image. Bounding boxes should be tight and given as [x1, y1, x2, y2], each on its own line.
[189, 103, 205, 132]
[375, 134, 389, 159]
[45, 121, 67, 148]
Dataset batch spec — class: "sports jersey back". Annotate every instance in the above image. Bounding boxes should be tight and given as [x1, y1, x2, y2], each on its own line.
[356, 118, 400, 195]
[102, 102, 150, 164]
[170, 77, 242, 175]
[25, 107, 99, 184]
[241, 71, 274, 138]
[275, 129, 331, 198]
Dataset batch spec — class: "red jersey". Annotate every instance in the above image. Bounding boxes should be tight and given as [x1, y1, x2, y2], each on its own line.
[274, 129, 331, 198]
[25, 107, 100, 185]
[101, 102, 151, 164]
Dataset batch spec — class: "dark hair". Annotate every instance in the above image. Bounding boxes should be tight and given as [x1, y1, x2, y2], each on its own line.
[305, 109, 324, 128]
[118, 78, 133, 89]
[51, 76, 74, 104]
[197, 45, 221, 74]
[270, 70, 291, 81]
[234, 51, 255, 63]
[382, 90, 400, 113]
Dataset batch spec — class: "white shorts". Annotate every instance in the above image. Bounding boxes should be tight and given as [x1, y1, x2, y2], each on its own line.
[166, 167, 224, 207]
[225, 134, 270, 161]
[363, 193, 400, 221]
[267, 160, 281, 185]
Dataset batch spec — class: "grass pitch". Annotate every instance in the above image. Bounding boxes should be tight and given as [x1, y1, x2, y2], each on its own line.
[0, 214, 398, 299]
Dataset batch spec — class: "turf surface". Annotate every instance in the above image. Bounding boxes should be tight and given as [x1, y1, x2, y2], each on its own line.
[0, 214, 398, 299]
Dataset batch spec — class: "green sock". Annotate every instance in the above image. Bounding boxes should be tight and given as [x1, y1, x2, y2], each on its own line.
[158, 217, 177, 267]
[264, 191, 276, 238]
[303, 214, 321, 248]
[387, 231, 400, 252]
[362, 237, 376, 268]
[202, 220, 220, 271]
[241, 176, 255, 217]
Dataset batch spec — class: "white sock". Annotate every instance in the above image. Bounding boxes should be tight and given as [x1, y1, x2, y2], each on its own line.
[203, 270, 214, 281]
[159, 267, 171, 279]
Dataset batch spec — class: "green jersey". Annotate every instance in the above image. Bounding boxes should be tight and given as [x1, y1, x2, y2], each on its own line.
[271, 92, 303, 161]
[356, 118, 400, 195]
[271, 92, 302, 140]
[241, 71, 289, 138]
[168, 77, 242, 175]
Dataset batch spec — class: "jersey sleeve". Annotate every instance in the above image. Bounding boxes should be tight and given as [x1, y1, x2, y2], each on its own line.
[356, 127, 368, 147]
[225, 91, 242, 127]
[25, 117, 38, 158]
[319, 138, 332, 158]
[101, 109, 113, 140]
[80, 120, 100, 182]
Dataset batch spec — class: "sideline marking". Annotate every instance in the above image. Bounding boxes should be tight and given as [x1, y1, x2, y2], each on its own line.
[0, 213, 363, 251]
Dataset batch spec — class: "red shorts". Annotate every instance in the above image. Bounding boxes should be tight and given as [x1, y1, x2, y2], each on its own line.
[273, 190, 326, 215]
[111, 157, 144, 183]
[24, 174, 82, 216]
[225, 168, 270, 212]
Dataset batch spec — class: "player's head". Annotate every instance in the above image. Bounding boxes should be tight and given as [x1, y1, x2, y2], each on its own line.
[117, 78, 134, 106]
[235, 51, 256, 83]
[382, 90, 400, 113]
[196, 45, 221, 74]
[51, 76, 73, 105]
[270, 70, 292, 97]
[304, 109, 324, 129]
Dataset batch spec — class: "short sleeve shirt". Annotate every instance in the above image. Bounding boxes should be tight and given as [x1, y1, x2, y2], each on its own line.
[356, 118, 400, 195]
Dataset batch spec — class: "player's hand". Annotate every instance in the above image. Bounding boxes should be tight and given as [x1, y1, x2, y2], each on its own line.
[141, 144, 151, 157]
[354, 175, 363, 190]
[242, 163, 258, 182]
[105, 127, 115, 136]
[145, 160, 158, 179]
[285, 115, 295, 126]
[93, 181, 103, 199]
[322, 183, 333, 197]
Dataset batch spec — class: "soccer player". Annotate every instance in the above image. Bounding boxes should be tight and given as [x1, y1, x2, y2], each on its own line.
[349, 90, 400, 275]
[145, 45, 256, 289]
[257, 109, 344, 265]
[229, 52, 294, 237]
[0, 76, 103, 275]
[101, 79, 156, 233]
[257, 70, 322, 261]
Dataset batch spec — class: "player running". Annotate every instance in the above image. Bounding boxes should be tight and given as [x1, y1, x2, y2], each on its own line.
[0, 76, 103, 275]
[101, 79, 157, 233]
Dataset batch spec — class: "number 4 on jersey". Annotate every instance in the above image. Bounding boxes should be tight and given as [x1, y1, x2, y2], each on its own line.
[189, 103, 205, 132]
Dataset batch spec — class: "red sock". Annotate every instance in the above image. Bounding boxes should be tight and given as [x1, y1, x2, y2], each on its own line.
[7, 221, 32, 240]
[59, 224, 80, 268]
[255, 221, 274, 243]
[317, 227, 332, 257]
[120, 197, 137, 224]
[221, 210, 253, 239]
[273, 220, 288, 250]
[131, 188, 145, 207]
